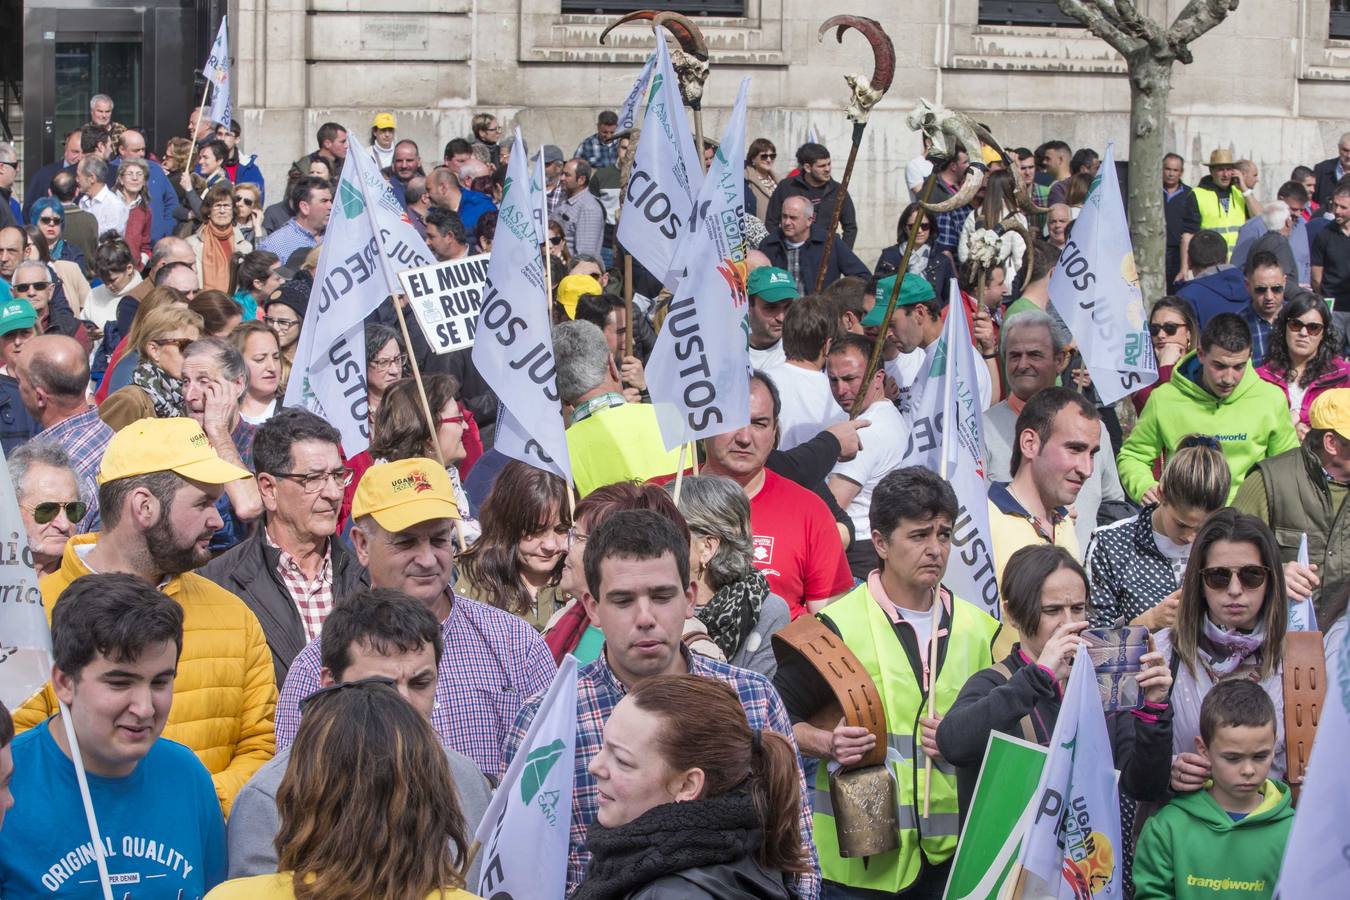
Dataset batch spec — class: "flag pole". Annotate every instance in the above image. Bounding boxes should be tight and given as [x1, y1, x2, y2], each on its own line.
[57, 703, 116, 900]
[673, 444, 687, 505]
[185, 80, 212, 182]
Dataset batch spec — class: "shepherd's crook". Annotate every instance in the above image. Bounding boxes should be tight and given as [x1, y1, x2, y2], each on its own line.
[813, 16, 894, 293]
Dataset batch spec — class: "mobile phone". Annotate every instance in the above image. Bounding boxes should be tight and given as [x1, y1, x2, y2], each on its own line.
[1082, 625, 1149, 711]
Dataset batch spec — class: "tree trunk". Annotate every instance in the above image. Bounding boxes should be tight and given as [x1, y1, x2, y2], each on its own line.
[1126, 53, 1173, 305]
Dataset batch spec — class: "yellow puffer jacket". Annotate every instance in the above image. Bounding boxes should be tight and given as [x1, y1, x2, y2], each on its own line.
[14, 534, 277, 817]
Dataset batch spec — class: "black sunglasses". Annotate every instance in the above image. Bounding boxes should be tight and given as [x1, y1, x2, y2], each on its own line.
[1148, 322, 1186, 337]
[1200, 565, 1270, 591]
[12, 281, 50, 293]
[299, 676, 397, 713]
[1253, 285, 1283, 295]
[1287, 319, 1325, 336]
[38, 216, 62, 226]
[27, 501, 87, 525]
[549, 235, 563, 246]
[759, 153, 776, 160]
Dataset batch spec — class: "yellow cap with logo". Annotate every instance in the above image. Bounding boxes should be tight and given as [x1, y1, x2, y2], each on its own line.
[352, 458, 461, 532]
[1310, 388, 1350, 441]
[98, 417, 252, 485]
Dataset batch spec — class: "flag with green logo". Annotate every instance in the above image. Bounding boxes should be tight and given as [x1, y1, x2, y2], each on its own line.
[475, 655, 578, 900]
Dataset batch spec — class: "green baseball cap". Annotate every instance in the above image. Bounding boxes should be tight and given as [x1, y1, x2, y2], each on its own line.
[861, 274, 936, 327]
[0, 299, 37, 336]
[746, 266, 798, 303]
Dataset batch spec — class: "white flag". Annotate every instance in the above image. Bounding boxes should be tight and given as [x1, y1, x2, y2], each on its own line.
[472, 129, 573, 483]
[1019, 643, 1125, 900]
[0, 450, 52, 710]
[617, 51, 657, 132]
[1274, 635, 1350, 896]
[532, 150, 549, 247]
[1048, 144, 1156, 406]
[283, 133, 434, 454]
[806, 124, 819, 145]
[476, 655, 578, 900]
[616, 28, 702, 291]
[646, 78, 753, 452]
[900, 285, 1001, 617]
[203, 17, 232, 128]
[1288, 533, 1319, 632]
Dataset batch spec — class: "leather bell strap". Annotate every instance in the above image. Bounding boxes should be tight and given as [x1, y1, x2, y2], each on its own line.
[771, 614, 888, 769]
[1281, 630, 1326, 798]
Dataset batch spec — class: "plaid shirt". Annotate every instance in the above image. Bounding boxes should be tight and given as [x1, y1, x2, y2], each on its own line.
[1242, 306, 1276, 365]
[276, 589, 557, 775]
[40, 406, 113, 530]
[257, 218, 319, 265]
[503, 650, 822, 900]
[575, 133, 619, 170]
[266, 528, 334, 641]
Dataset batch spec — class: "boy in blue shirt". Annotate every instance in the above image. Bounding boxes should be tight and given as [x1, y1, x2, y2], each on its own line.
[0, 573, 226, 898]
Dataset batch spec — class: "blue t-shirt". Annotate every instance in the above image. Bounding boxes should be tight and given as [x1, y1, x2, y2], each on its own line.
[0, 720, 227, 899]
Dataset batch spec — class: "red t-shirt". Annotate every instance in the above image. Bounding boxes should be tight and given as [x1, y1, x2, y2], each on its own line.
[748, 470, 854, 619]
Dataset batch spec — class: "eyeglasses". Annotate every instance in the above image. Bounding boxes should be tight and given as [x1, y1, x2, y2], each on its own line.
[1287, 319, 1325, 336]
[153, 337, 194, 353]
[439, 414, 465, 427]
[904, 220, 932, 232]
[11, 281, 50, 293]
[1252, 285, 1284, 295]
[1148, 321, 1187, 337]
[371, 354, 406, 371]
[264, 316, 299, 331]
[211, 201, 234, 211]
[1200, 565, 1270, 591]
[273, 468, 353, 493]
[567, 527, 588, 549]
[26, 501, 87, 525]
[299, 676, 396, 712]
[759, 153, 776, 160]
[0, 161, 16, 171]
[37, 216, 62, 226]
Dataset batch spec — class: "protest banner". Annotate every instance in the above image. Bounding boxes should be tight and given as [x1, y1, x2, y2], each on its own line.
[618, 50, 657, 132]
[647, 77, 752, 452]
[283, 133, 434, 455]
[398, 255, 490, 355]
[1018, 643, 1125, 900]
[1048, 143, 1157, 406]
[944, 732, 1048, 900]
[475, 656, 578, 900]
[1288, 533, 1318, 632]
[472, 129, 573, 483]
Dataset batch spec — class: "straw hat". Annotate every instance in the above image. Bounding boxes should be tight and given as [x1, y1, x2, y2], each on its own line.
[1205, 149, 1238, 168]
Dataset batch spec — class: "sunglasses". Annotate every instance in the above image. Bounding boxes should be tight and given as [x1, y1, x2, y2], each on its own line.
[549, 236, 563, 246]
[1287, 319, 1325, 336]
[299, 676, 396, 713]
[1253, 285, 1283, 295]
[235, 198, 255, 207]
[1200, 565, 1270, 591]
[1148, 322, 1186, 337]
[154, 337, 194, 353]
[12, 281, 50, 293]
[904, 220, 932, 231]
[38, 216, 62, 226]
[27, 501, 87, 525]
[759, 153, 776, 160]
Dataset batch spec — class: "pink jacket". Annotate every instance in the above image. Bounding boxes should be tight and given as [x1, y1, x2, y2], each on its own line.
[1257, 357, 1350, 425]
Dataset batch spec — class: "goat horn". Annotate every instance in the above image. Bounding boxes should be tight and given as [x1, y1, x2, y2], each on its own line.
[817, 16, 895, 95]
[922, 168, 985, 214]
[599, 10, 659, 45]
[652, 11, 709, 60]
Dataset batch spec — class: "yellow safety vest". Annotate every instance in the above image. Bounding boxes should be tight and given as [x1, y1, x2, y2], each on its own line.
[812, 582, 999, 892]
[1194, 185, 1247, 248]
[565, 401, 688, 496]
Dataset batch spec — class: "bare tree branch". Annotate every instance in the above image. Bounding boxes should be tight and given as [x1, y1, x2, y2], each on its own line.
[1113, 0, 1171, 56]
[1057, 0, 1141, 55]
[1166, 0, 1240, 58]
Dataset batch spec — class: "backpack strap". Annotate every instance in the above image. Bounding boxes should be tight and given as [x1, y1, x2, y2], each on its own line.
[989, 660, 1039, 745]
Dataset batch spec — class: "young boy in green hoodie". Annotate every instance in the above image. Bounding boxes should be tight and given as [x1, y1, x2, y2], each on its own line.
[1133, 680, 1294, 899]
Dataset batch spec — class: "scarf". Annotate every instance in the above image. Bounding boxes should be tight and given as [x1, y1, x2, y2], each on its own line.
[697, 571, 769, 660]
[131, 360, 186, 418]
[201, 222, 235, 293]
[908, 243, 931, 277]
[1198, 613, 1266, 676]
[575, 793, 764, 900]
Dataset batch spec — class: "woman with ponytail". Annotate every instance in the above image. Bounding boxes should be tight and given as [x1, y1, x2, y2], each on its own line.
[575, 674, 806, 900]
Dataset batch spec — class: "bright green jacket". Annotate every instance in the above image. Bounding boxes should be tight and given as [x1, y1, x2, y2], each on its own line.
[1117, 352, 1298, 504]
[1133, 779, 1293, 900]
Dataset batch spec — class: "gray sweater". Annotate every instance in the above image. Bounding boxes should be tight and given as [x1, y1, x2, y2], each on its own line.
[226, 744, 493, 885]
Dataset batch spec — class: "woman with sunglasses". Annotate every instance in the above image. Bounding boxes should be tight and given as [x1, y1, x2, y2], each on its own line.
[29, 197, 87, 276]
[547, 220, 571, 272]
[233, 183, 267, 246]
[100, 304, 203, 431]
[1156, 509, 1291, 792]
[744, 138, 778, 218]
[7, 442, 87, 578]
[873, 202, 955, 302]
[1257, 291, 1350, 439]
[1133, 296, 1199, 415]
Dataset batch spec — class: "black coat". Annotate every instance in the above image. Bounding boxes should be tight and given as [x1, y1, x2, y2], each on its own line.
[629, 858, 794, 900]
[199, 526, 370, 684]
[760, 225, 870, 294]
[764, 171, 858, 248]
[1312, 157, 1342, 209]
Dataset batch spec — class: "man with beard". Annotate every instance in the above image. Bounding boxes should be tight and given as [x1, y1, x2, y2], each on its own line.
[12, 417, 278, 816]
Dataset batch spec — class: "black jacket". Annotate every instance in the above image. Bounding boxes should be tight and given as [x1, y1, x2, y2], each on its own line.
[1312, 156, 1343, 209]
[760, 225, 870, 294]
[199, 526, 369, 684]
[629, 858, 794, 900]
[764, 171, 858, 248]
[1085, 507, 1179, 629]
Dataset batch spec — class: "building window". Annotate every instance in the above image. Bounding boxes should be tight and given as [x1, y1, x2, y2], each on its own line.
[1333, 0, 1350, 40]
[978, 0, 1084, 28]
[560, 0, 745, 15]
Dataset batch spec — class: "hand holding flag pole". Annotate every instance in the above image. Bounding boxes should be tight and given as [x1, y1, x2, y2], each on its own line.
[189, 16, 231, 184]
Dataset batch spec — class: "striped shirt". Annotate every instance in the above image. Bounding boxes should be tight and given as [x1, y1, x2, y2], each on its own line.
[40, 405, 114, 530]
[503, 649, 821, 899]
[257, 218, 319, 265]
[276, 589, 557, 776]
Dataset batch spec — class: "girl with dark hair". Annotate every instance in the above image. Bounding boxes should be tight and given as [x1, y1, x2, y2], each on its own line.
[575, 674, 806, 900]
[85, 233, 140, 331]
[937, 544, 1174, 821]
[1135, 296, 1199, 414]
[958, 168, 1030, 298]
[1257, 291, 1350, 437]
[234, 249, 282, 322]
[1157, 509, 1291, 790]
[455, 460, 571, 631]
[872, 202, 955, 302]
[190, 290, 244, 337]
[744, 138, 778, 218]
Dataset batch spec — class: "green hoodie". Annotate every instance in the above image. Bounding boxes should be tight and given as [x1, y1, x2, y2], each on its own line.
[1133, 779, 1293, 900]
[1118, 352, 1298, 504]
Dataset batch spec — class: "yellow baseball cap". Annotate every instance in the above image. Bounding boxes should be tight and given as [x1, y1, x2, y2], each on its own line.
[373, 112, 396, 130]
[1310, 389, 1350, 441]
[352, 458, 460, 532]
[97, 417, 252, 485]
[556, 274, 602, 320]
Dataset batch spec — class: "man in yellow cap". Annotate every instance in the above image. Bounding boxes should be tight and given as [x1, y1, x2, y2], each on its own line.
[1235, 388, 1350, 620]
[12, 417, 277, 816]
[1179, 149, 1250, 277]
[272, 458, 556, 777]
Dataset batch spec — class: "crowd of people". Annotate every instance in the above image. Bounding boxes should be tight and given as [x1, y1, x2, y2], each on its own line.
[0, 92, 1346, 900]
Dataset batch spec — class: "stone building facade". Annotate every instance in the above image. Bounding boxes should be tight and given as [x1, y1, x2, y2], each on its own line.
[233, 0, 1350, 263]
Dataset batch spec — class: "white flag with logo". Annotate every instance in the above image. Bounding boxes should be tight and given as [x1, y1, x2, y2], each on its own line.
[472, 129, 572, 482]
[1018, 643, 1125, 899]
[646, 78, 753, 451]
[0, 449, 52, 710]
[203, 17, 232, 128]
[283, 133, 434, 454]
[1288, 533, 1319, 632]
[1048, 143, 1156, 406]
[616, 28, 701, 291]
[1274, 633, 1350, 897]
[618, 50, 657, 132]
[476, 655, 578, 900]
